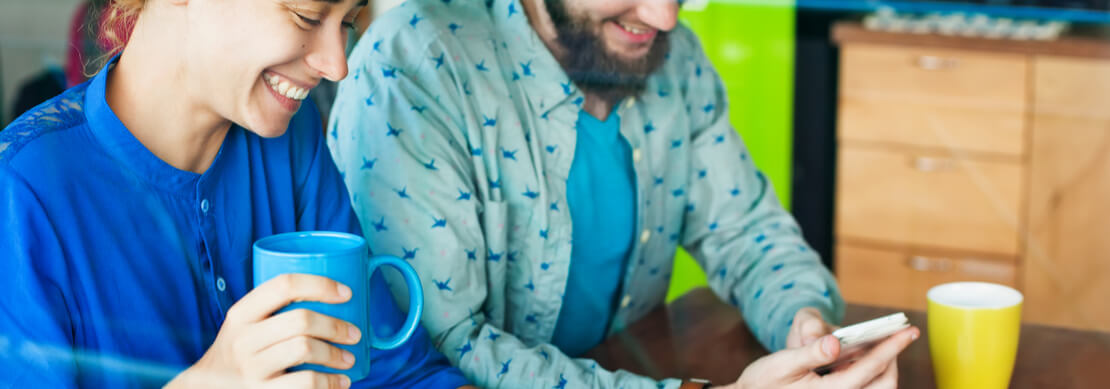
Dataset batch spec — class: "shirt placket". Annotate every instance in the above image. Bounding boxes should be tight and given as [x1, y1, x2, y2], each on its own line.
[533, 103, 579, 342]
[609, 97, 648, 334]
[195, 181, 232, 319]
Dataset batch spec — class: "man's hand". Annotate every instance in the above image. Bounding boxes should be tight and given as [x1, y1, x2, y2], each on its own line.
[722, 327, 919, 389]
[786, 307, 836, 348]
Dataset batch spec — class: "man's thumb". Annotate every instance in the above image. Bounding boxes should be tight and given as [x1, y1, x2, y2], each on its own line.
[784, 334, 840, 371]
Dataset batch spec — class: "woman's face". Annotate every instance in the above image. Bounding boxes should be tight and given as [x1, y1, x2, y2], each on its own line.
[182, 0, 364, 137]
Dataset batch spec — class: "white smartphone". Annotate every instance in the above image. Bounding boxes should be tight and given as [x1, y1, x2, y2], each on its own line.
[813, 312, 910, 375]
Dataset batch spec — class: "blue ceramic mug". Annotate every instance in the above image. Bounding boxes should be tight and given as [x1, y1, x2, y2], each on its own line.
[252, 231, 423, 382]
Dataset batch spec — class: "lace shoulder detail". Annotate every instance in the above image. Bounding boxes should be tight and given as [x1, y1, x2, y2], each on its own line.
[0, 85, 88, 163]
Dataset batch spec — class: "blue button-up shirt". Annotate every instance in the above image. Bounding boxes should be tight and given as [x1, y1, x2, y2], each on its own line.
[0, 59, 468, 388]
[328, 0, 845, 388]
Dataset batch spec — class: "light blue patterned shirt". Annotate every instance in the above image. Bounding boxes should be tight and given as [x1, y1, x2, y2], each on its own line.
[328, 0, 845, 388]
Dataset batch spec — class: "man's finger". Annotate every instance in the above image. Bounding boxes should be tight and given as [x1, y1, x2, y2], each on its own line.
[863, 359, 899, 389]
[826, 327, 918, 387]
[772, 334, 841, 374]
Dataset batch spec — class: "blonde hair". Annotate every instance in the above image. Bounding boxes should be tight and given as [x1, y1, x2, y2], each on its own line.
[101, 0, 144, 56]
[87, 0, 142, 73]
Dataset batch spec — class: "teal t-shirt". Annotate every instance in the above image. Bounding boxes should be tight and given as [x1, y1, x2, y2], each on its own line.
[551, 107, 636, 356]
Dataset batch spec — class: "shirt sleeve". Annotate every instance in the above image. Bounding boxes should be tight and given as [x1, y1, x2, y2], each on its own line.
[675, 29, 845, 352]
[0, 166, 79, 388]
[328, 36, 677, 389]
[290, 99, 469, 389]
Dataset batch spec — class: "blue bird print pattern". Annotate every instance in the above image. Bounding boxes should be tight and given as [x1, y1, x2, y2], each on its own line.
[328, 2, 845, 387]
[386, 122, 402, 136]
[482, 115, 497, 126]
[522, 187, 539, 199]
[457, 340, 472, 359]
[361, 158, 377, 170]
[553, 374, 566, 389]
[394, 187, 410, 199]
[434, 278, 452, 291]
[401, 247, 419, 260]
[487, 250, 503, 262]
[370, 217, 388, 232]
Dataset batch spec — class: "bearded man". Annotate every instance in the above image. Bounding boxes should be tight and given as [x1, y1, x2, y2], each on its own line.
[327, 1, 917, 388]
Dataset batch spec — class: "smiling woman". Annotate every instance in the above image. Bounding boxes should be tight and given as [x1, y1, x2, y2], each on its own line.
[0, 0, 472, 388]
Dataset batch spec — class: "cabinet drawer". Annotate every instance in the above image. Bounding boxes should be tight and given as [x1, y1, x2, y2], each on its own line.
[836, 145, 1024, 255]
[839, 44, 1028, 155]
[837, 243, 1018, 311]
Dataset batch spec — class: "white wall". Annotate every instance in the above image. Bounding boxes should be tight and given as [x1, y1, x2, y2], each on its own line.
[0, 0, 82, 124]
[372, 0, 406, 19]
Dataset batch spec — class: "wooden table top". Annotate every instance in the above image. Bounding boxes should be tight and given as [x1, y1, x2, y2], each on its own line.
[586, 288, 1110, 388]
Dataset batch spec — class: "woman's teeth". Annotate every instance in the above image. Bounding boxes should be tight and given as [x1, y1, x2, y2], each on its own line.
[618, 21, 649, 35]
[264, 73, 309, 101]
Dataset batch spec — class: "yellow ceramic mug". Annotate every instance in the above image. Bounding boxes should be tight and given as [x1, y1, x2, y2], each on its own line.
[927, 282, 1023, 389]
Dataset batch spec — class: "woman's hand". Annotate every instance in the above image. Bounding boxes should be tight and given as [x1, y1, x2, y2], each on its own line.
[165, 274, 362, 389]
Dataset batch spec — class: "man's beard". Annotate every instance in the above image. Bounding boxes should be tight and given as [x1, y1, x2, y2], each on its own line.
[545, 0, 670, 103]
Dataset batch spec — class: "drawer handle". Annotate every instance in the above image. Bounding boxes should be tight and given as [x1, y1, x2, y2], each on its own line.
[959, 259, 1013, 280]
[911, 156, 957, 172]
[916, 55, 960, 71]
[906, 255, 953, 272]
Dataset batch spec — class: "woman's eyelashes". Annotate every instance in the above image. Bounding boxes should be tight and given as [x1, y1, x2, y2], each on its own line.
[295, 12, 355, 31]
[295, 13, 322, 27]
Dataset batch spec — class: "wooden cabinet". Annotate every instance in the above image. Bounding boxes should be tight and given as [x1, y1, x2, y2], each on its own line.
[838, 243, 1017, 311]
[839, 44, 1028, 155]
[1023, 56, 1110, 330]
[837, 146, 1024, 255]
[833, 23, 1110, 332]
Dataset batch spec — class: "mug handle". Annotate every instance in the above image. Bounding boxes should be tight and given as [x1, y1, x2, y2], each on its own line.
[364, 255, 424, 350]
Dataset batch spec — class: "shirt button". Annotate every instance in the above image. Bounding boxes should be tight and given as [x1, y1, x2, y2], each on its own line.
[216, 277, 226, 292]
[632, 148, 642, 163]
[620, 295, 632, 309]
[625, 97, 636, 109]
[200, 199, 210, 214]
[640, 229, 651, 243]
